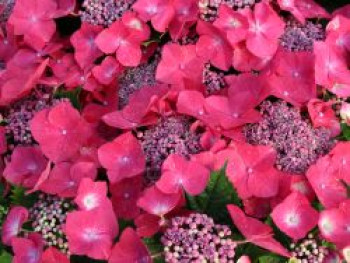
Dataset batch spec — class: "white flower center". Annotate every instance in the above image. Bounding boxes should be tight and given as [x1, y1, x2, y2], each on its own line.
[83, 194, 98, 210]
[285, 212, 300, 227]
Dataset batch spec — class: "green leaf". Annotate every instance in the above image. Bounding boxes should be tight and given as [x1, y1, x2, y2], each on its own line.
[54, 87, 82, 110]
[0, 250, 12, 263]
[265, 217, 292, 248]
[186, 164, 242, 224]
[10, 186, 37, 208]
[257, 254, 285, 263]
[143, 235, 165, 263]
[312, 200, 324, 212]
[340, 123, 350, 141]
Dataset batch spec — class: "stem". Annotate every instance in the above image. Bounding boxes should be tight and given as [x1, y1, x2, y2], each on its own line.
[151, 252, 164, 259]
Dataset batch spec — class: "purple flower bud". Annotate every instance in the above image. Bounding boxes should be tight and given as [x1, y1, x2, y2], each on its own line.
[244, 100, 334, 174]
[4, 86, 65, 146]
[29, 194, 74, 254]
[162, 214, 236, 262]
[118, 57, 159, 109]
[199, 0, 259, 22]
[138, 116, 202, 184]
[80, 0, 136, 27]
[280, 19, 325, 52]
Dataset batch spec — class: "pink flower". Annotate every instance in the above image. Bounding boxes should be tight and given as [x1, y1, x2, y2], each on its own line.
[278, 0, 329, 23]
[12, 233, 43, 263]
[289, 176, 315, 202]
[95, 19, 148, 67]
[196, 20, 232, 70]
[226, 74, 267, 119]
[109, 227, 152, 263]
[168, 0, 198, 40]
[121, 11, 151, 40]
[314, 41, 350, 97]
[70, 22, 103, 69]
[103, 84, 168, 129]
[135, 213, 163, 237]
[156, 154, 210, 196]
[132, 0, 175, 32]
[137, 185, 181, 217]
[54, 0, 75, 17]
[3, 146, 48, 188]
[267, 50, 316, 106]
[98, 132, 145, 183]
[245, 2, 285, 58]
[326, 16, 350, 55]
[8, 0, 57, 50]
[1, 207, 28, 246]
[327, 142, 350, 187]
[319, 200, 350, 249]
[213, 5, 249, 46]
[271, 192, 318, 240]
[221, 143, 280, 199]
[307, 99, 340, 137]
[176, 88, 261, 135]
[333, 4, 350, 18]
[49, 54, 91, 89]
[135, 186, 183, 237]
[340, 102, 350, 126]
[65, 208, 118, 260]
[237, 256, 251, 263]
[41, 247, 69, 263]
[306, 154, 348, 209]
[110, 176, 143, 220]
[243, 197, 271, 219]
[74, 178, 109, 211]
[30, 101, 92, 163]
[39, 161, 97, 197]
[82, 85, 119, 124]
[233, 43, 271, 72]
[156, 43, 204, 87]
[227, 205, 290, 257]
[92, 56, 123, 85]
[0, 56, 49, 106]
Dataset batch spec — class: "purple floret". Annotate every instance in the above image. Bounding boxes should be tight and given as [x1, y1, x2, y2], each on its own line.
[162, 213, 236, 263]
[30, 194, 74, 255]
[199, 0, 259, 22]
[4, 86, 63, 146]
[203, 64, 227, 95]
[80, 0, 136, 27]
[244, 100, 334, 174]
[118, 57, 159, 109]
[137, 116, 202, 183]
[280, 19, 325, 52]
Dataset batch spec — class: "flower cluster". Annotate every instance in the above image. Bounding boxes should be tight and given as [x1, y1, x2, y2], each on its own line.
[203, 64, 227, 95]
[118, 56, 159, 108]
[199, 0, 259, 21]
[280, 19, 325, 52]
[244, 100, 334, 174]
[161, 213, 236, 262]
[137, 115, 202, 183]
[0, 0, 350, 262]
[4, 86, 62, 146]
[80, 0, 136, 26]
[290, 234, 331, 263]
[30, 194, 74, 255]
